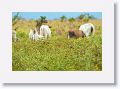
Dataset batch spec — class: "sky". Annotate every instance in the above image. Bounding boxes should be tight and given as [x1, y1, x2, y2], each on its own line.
[12, 12, 102, 20]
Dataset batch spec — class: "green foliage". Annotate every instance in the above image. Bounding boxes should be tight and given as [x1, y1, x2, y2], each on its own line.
[12, 32, 102, 71]
[83, 16, 89, 22]
[60, 16, 67, 22]
[68, 17, 75, 22]
[78, 13, 96, 22]
[88, 15, 96, 19]
[12, 12, 20, 27]
[78, 14, 85, 20]
[12, 18, 102, 71]
[36, 16, 47, 28]
[17, 32, 28, 38]
[12, 13, 19, 22]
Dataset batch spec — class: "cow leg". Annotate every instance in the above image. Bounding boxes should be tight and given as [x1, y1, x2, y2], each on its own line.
[44, 33, 48, 39]
[67, 34, 70, 39]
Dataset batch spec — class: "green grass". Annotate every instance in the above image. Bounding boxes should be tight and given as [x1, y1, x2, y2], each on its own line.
[12, 32, 102, 71]
[12, 19, 102, 71]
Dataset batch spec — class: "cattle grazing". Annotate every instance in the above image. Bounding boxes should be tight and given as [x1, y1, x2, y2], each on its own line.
[29, 28, 44, 41]
[79, 23, 95, 37]
[38, 25, 51, 39]
[67, 30, 85, 39]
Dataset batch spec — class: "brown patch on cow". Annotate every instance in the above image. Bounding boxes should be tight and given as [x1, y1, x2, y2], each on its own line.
[68, 30, 85, 38]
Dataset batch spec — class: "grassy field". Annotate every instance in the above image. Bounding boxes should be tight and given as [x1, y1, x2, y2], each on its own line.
[12, 19, 102, 71]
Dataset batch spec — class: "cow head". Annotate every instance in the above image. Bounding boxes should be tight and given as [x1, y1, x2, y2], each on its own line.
[68, 30, 76, 38]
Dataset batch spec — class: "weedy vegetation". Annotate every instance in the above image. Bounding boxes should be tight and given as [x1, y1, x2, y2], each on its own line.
[12, 13, 102, 71]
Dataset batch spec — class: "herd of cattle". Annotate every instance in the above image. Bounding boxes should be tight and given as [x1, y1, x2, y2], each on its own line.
[12, 23, 95, 42]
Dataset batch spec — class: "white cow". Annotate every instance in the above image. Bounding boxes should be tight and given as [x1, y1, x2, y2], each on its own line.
[39, 25, 51, 39]
[29, 28, 44, 41]
[79, 23, 95, 37]
[12, 30, 17, 42]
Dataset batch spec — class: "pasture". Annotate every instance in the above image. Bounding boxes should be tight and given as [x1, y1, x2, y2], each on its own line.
[12, 19, 102, 71]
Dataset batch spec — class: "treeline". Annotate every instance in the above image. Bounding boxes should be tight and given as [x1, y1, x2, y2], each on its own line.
[12, 13, 98, 30]
[12, 13, 48, 30]
[60, 13, 96, 22]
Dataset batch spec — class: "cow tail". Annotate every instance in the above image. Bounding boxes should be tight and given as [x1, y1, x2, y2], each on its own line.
[91, 24, 95, 36]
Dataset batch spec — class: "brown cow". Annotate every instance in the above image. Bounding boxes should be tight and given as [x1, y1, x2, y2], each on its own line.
[67, 30, 85, 39]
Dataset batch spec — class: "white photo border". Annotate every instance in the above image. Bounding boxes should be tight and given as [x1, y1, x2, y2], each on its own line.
[0, 0, 114, 83]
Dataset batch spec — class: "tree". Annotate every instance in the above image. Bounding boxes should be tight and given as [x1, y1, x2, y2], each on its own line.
[12, 12, 20, 26]
[68, 17, 75, 22]
[78, 13, 96, 22]
[60, 16, 67, 22]
[36, 16, 47, 29]
[83, 14, 89, 22]
[12, 12, 21, 30]
[68, 17, 75, 29]
[88, 15, 96, 19]
[78, 14, 85, 20]
[40, 16, 47, 23]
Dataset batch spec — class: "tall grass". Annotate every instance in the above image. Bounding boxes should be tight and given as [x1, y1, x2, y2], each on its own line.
[12, 19, 102, 71]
